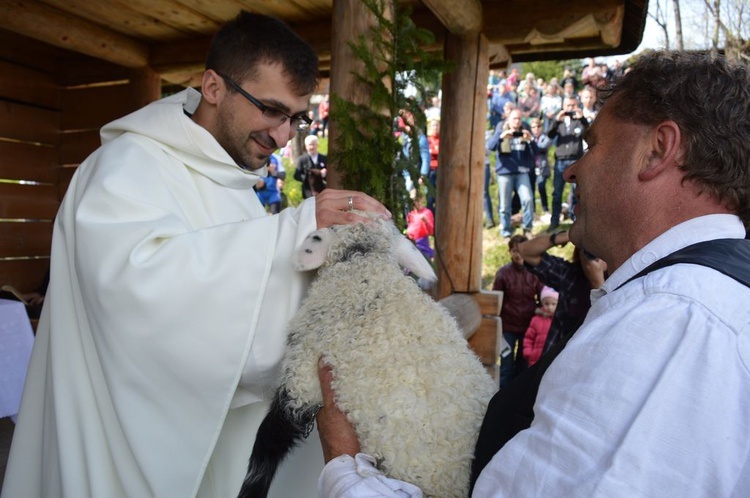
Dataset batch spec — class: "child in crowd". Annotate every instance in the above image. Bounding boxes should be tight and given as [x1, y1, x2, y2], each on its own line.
[406, 189, 435, 260]
[253, 153, 285, 214]
[522, 286, 559, 366]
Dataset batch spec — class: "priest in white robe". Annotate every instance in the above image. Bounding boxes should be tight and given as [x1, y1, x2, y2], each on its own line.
[1, 12, 389, 498]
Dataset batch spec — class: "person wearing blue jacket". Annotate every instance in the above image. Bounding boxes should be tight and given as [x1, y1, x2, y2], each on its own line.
[487, 109, 537, 239]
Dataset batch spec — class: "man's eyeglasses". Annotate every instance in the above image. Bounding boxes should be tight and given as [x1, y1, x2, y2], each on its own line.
[216, 72, 312, 131]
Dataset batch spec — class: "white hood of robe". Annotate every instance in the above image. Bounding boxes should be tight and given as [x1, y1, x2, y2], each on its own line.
[2, 88, 319, 498]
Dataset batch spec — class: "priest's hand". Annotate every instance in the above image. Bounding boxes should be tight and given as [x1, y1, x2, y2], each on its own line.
[314, 189, 391, 229]
[317, 359, 361, 463]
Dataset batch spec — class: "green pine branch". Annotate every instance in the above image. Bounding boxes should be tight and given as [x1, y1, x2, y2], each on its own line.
[330, 0, 452, 229]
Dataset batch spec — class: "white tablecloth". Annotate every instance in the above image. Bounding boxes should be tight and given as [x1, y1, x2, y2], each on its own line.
[0, 299, 35, 420]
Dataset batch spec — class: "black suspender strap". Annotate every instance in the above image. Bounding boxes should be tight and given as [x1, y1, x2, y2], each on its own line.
[618, 238, 750, 290]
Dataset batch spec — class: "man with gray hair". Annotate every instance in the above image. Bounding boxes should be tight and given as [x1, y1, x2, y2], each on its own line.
[295, 134, 328, 198]
[315, 50, 750, 498]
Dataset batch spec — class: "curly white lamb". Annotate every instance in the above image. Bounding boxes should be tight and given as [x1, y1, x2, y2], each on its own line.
[238, 217, 497, 498]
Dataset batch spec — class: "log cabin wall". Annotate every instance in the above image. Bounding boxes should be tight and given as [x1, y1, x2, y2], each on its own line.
[59, 82, 135, 194]
[0, 58, 137, 297]
[0, 60, 60, 294]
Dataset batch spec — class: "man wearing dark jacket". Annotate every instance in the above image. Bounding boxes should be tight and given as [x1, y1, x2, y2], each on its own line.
[487, 109, 537, 239]
[294, 134, 327, 198]
[547, 97, 589, 231]
[491, 234, 544, 388]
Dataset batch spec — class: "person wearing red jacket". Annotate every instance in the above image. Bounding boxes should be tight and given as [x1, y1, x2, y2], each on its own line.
[522, 286, 559, 366]
[406, 189, 434, 260]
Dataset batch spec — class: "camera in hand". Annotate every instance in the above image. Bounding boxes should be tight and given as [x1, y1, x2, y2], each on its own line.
[512, 131, 524, 137]
[564, 111, 576, 117]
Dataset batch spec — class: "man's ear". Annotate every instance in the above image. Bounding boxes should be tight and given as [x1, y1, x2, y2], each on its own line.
[200, 70, 224, 105]
[639, 120, 683, 181]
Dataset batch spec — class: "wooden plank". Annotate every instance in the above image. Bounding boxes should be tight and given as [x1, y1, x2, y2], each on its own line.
[0, 221, 53, 258]
[39, 0, 189, 40]
[56, 58, 133, 88]
[439, 293, 481, 339]
[423, 0, 482, 35]
[61, 84, 134, 131]
[0, 141, 58, 184]
[0, 0, 149, 68]
[469, 316, 500, 366]
[0, 258, 49, 294]
[0, 100, 59, 145]
[128, 67, 162, 110]
[480, 1, 624, 45]
[57, 166, 77, 199]
[0, 28, 66, 75]
[99, 0, 222, 36]
[0, 60, 60, 109]
[0, 183, 60, 220]
[473, 290, 503, 317]
[60, 130, 100, 165]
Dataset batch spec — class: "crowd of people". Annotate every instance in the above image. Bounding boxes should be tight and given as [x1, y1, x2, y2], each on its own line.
[483, 60, 617, 389]
[485, 59, 625, 238]
[4, 9, 749, 498]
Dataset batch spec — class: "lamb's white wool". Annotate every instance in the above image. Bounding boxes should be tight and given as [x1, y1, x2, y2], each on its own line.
[282, 218, 497, 498]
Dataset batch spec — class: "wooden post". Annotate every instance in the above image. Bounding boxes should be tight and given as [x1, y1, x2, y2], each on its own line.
[434, 33, 488, 300]
[326, 0, 381, 189]
[128, 66, 161, 112]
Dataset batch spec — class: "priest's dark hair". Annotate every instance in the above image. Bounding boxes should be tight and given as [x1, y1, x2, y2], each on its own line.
[206, 11, 320, 96]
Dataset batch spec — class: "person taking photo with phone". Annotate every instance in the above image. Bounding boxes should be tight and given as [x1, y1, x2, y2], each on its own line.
[487, 108, 537, 241]
[547, 97, 589, 231]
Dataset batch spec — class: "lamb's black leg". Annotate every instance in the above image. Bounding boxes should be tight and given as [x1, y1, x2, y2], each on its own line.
[237, 388, 318, 498]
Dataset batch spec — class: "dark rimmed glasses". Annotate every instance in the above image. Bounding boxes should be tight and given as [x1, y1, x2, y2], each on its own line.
[216, 72, 312, 131]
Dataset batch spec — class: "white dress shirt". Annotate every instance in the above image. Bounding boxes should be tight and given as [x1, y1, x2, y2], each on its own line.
[320, 214, 750, 498]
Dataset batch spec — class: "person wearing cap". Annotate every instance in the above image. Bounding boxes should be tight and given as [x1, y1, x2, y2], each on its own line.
[522, 286, 558, 366]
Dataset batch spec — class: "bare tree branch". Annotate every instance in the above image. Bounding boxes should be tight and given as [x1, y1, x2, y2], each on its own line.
[649, 0, 671, 48]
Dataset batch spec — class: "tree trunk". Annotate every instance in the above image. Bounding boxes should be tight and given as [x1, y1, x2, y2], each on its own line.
[672, 0, 684, 50]
[711, 0, 721, 57]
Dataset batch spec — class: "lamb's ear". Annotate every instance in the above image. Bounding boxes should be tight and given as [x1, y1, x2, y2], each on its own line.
[295, 228, 335, 271]
[394, 233, 437, 283]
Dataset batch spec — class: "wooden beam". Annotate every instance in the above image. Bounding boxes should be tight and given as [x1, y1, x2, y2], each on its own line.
[0, 0, 149, 68]
[150, 19, 335, 85]
[422, 0, 482, 35]
[480, 0, 624, 44]
[129, 67, 162, 110]
[412, 0, 625, 48]
[439, 293, 482, 339]
[488, 43, 511, 67]
[434, 32, 488, 300]
[149, 37, 212, 77]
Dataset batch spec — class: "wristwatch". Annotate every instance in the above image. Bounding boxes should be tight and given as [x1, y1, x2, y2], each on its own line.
[549, 231, 567, 247]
